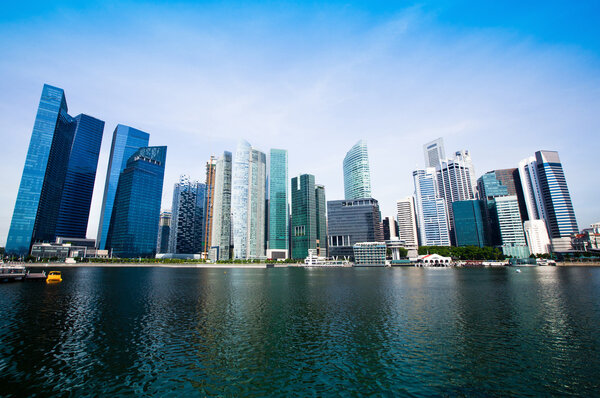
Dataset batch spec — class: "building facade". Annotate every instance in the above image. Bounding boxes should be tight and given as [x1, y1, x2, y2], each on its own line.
[97, 124, 150, 250]
[413, 168, 451, 246]
[291, 174, 317, 259]
[353, 242, 386, 266]
[343, 140, 372, 200]
[315, 184, 327, 257]
[168, 175, 207, 254]
[523, 219, 551, 255]
[268, 149, 289, 259]
[210, 151, 233, 261]
[396, 196, 419, 247]
[495, 195, 530, 258]
[203, 157, 216, 256]
[156, 211, 171, 254]
[452, 200, 486, 247]
[423, 138, 445, 169]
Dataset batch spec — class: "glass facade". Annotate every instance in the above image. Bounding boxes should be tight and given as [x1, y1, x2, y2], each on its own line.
[156, 211, 171, 254]
[315, 184, 327, 257]
[413, 168, 451, 246]
[353, 242, 387, 266]
[269, 149, 288, 252]
[423, 138, 445, 169]
[291, 174, 317, 259]
[97, 125, 149, 250]
[168, 175, 207, 254]
[343, 140, 371, 200]
[106, 146, 167, 258]
[55, 114, 105, 239]
[452, 200, 486, 247]
[210, 151, 232, 261]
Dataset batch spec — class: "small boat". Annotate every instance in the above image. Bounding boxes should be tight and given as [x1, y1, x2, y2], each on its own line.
[516, 269, 522, 273]
[46, 271, 62, 283]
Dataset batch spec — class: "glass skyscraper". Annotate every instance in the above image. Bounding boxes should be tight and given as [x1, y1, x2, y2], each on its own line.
[343, 140, 372, 200]
[210, 151, 232, 261]
[156, 211, 171, 254]
[452, 200, 487, 247]
[6, 84, 104, 255]
[423, 138, 445, 169]
[97, 125, 150, 250]
[168, 175, 207, 254]
[106, 146, 167, 258]
[268, 149, 288, 258]
[291, 174, 317, 259]
[413, 168, 451, 246]
[315, 184, 327, 257]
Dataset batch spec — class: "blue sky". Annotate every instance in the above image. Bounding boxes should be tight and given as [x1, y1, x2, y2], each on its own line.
[1, 1, 599, 245]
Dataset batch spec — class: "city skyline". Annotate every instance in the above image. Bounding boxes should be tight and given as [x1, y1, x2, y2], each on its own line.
[1, 2, 599, 246]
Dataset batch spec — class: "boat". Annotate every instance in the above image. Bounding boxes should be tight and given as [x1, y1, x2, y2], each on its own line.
[46, 271, 62, 283]
[0, 265, 27, 282]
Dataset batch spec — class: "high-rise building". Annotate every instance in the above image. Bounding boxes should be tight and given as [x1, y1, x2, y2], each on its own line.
[291, 174, 317, 259]
[523, 219, 551, 255]
[203, 157, 216, 255]
[315, 184, 327, 257]
[423, 138, 445, 169]
[231, 140, 267, 259]
[156, 211, 171, 254]
[210, 151, 233, 261]
[396, 197, 419, 247]
[6, 84, 104, 255]
[413, 168, 451, 246]
[97, 124, 150, 250]
[477, 168, 527, 222]
[517, 156, 546, 222]
[382, 217, 398, 241]
[452, 200, 487, 247]
[327, 198, 382, 260]
[494, 195, 529, 258]
[343, 140, 372, 200]
[106, 146, 167, 258]
[168, 175, 207, 254]
[268, 149, 288, 259]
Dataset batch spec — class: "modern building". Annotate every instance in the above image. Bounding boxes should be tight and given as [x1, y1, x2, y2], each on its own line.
[156, 211, 171, 254]
[168, 175, 207, 255]
[6, 84, 104, 255]
[423, 138, 445, 169]
[97, 124, 150, 250]
[517, 156, 546, 222]
[268, 149, 289, 259]
[495, 195, 529, 258]
[291, 174, 317, 259]
[327, 198, 383, 260]
[382, 217, 398, 241]
[31, 237, 108, 259]
[396, 197, 419, 247]
[203, 157, 216, 256]
[343, 140, 372, 200]
[452, 200, 486, 247]
[413, 168, 451, 246]
[523, 219, 551, 255]
[477, 168, 527, 222]
[315, 184, 327, 257]
[210, 151, 233, 261]
[105, 146, 167, 258]
[231, 140, 267, 259]
[353, 242, 386, 266]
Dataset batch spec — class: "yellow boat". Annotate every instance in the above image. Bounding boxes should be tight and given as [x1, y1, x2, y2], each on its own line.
[46, 271, 62, 283]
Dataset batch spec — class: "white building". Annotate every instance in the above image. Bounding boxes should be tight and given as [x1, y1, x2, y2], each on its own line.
[495, 196, 530, 258]
[413, 168, 451, 246]
[523, 219, 551, 255]
[396, 196, 419, 247]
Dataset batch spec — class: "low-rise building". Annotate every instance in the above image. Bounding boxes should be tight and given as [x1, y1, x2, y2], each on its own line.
[353, 242, 386, 267]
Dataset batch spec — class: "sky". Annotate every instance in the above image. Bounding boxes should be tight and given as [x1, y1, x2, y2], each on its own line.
[0, 1, 599, 246]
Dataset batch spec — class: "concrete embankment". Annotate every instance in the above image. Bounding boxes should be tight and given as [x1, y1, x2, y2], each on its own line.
[556, 262, 600, 267]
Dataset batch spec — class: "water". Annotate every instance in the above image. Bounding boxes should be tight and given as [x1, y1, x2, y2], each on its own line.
[1, 266, 599, 396]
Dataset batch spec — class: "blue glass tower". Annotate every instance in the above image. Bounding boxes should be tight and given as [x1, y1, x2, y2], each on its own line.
[55, 114, 105, 239]
[343, 140, 372, 200]
[106, 146, 167, 258]
[268, 149, 288, 256]
[452, 200, 487, 247]
[97, 125, 150, 250]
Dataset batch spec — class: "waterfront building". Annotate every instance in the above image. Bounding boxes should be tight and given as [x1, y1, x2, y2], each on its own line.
[31, 237, 108, 259]
[478, 168, 528, 222]
[523, 219, 551, 255]
[423, 137, 445, 169]
[105, 146, 167, 258]
[210, 151, 233, 261]
[396, 197, 419, 247]
[452, 200, 486, 247]
[291, 174, 317, 259]
[413, 168, 451, 246]
[495, 195, 530, 258]
[168, 175, 207, 254]
[156, 211, 171, 254]
[231, 140, 267, 259]
[203, 157, 216, 256]
[353, 242, 386, 266]
[6, 84, 104, 255]
[97, 124, 150, 250]
[268, 149, 289, 259]
[343, 140, 372, 200]
[572, 223, 600, 252]
[315, 184, 327, 257]
[327, 198, 383, 260]
[382, 217, 398, 241]
[517, 156, 546, 221]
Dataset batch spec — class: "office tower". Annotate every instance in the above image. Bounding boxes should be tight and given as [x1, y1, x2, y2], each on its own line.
[413, 168, 451, 246]
[210, 151, 232, 261]
[106, 146, 167, 258]
[6, 84, 104, 255]
[97, 125, 150, 250]
[477, 168, 527, 221]
[382, 217, 398, 241]
[494, 196, 530, 258]
[327, 198, 383, 260]
[452, 200, 487, 247]
[231, 140, 267, 259]
[315, 184, 327, 257]
[168, 175, 207, 254]
[343, 140, 372, 200]
[523, 220, 551, 255]
[268, 149, 289, 259]
[55, 114, 105, 239]
[203, 157, 216, 255]
[535, 150, 578, 240]
[396, 197, 419, 247]
[291, 174, 317, 259]
[156, 211, 171, 254]
[423, 137, 445, 169]
[518, 156, 546, 221]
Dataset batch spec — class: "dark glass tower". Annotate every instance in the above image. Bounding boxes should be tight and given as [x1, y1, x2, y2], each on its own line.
[97, 125, 150, 250]
[291, 174, 317, 259]
[452, 200, 487, 247]
[168, 176, 207, 254]
[106, 146, 167, 258]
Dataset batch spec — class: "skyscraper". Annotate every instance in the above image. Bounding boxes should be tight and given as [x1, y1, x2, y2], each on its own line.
[106, 146, 167, 258]
[315, 184, 327, 257]
[423, 138, 445, 169]
[156, 211, 171, 254]
[291, 174, 317, 259]
[268, 149, 289, 259]
[168, 175, 207, 254]
[203, 157, 216, 255]
[452, 200, 487, 247]
[343, 140, 372, 200]
[210, 151, 232, 261]
[396, 196, 419, 247]
[523, 219, 551, 255]
[517, 156, 545, 221]
[413, 168, 451, 246]
[231, 140, 267, 259]
[6, 84, 104, 255]
[494, 196, 530, 258]
[97, 124, 149, 250]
